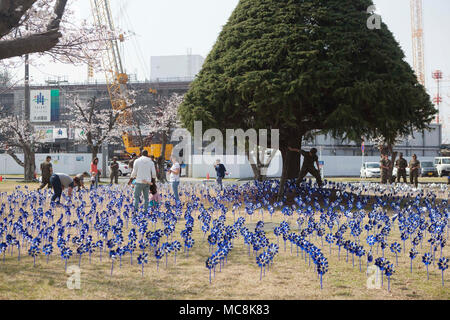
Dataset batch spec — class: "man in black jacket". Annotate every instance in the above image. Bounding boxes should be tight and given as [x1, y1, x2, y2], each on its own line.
[214, 159, 227, 190]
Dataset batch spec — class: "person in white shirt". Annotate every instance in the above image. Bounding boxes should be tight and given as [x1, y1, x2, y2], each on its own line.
[167, 155, 181, 203]
[128, 150, 157, 213]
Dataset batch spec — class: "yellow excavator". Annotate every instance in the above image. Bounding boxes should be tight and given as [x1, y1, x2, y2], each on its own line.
[90, 0, 172, 159]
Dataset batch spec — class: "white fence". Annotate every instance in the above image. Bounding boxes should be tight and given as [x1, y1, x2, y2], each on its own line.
[1, 152, 436, 178]
[189, 152, 436, 179]
[0, 154, 104, 176]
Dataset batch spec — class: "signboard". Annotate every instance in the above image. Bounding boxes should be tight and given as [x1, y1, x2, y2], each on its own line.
[30, 90, 51, 122]
[318, 161, 324, 168]
[34, 125, 55, 143]
[30, 89, 60, 122]
[53, 128, 68, 139]
[74, 128, 86, 141]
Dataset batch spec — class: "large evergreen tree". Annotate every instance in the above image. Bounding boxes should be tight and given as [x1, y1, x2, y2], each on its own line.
[179, 0, 435, 196]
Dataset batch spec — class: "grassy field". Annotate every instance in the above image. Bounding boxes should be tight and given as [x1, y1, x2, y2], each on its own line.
[0, 180, 448, 300]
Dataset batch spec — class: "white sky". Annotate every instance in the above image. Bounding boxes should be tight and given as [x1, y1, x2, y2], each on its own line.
[8, 0, 450, 142]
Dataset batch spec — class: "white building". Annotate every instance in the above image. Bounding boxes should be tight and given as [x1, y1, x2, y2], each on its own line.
[150, 55, 205, 81]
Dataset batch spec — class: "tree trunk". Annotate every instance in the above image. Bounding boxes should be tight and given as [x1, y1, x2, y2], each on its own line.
[277, 135, 302, 201]
[91, 145, 100, 161]
[23, 147, 36, 182]
[156, 133, 168, 182]
[388, 144, 398, 183]
[250, 163, 263, 181]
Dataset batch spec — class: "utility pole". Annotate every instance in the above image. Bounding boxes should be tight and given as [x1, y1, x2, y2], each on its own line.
[24, 53, 30, 120]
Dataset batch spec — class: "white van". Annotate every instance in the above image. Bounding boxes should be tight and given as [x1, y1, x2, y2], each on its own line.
[434, 157, 450, 177]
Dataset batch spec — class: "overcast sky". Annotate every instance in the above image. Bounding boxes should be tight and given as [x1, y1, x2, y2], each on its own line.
[13, 0, 450, 141]
[22, 0, 449, 87]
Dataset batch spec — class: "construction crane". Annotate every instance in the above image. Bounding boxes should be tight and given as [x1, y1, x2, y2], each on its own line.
[90, 0, 172, 159]
[410, 0, 426, 88]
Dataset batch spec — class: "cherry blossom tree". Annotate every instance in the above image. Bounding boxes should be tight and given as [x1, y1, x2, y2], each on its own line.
[0, 0, 109, 64]
[66, 92, 138, 161]
[0, 108, 47, 181]
[129, 93, 184, 182]
[0, 0, 118, 180]
[128, 104, 157, 154]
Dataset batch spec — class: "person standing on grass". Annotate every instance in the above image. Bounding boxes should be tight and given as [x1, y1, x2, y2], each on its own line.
[168, 155, 181, 203]
[409, 154, 421, 188]
[288, 147, 323, 187]
[49, 173, 75, 204]
[380, 154, 391, 184]
[150, 155, 159, 177]
[90, 157, 99, 189]
[128, 150, 157, 214]
[38, 156, 53, 190]
[110, 157, 120, 185]
[214, 159, 227, 190]
[395, 153, 408, 183]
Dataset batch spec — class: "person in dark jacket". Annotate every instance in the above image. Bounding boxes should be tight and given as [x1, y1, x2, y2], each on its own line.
[214, 159, 227, 190]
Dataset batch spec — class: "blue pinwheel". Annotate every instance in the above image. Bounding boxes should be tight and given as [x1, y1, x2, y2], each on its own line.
[154, 247, 163, 270]
[206, 256, 215, 284]
[390, 242, 401, 266]
[43, 244, 53, 264]
[409, 247, 418, 273]
[256, 252, 270, 281]
[184, 237, 194, 258]
[172, 241, 181, 264]
[28, 245, 40, 267]
[422, 253, 433, 280]
[0, 242, 7, 262]
[316, 256, 329, 290]
[355, 246, 366, 272]
[95, 240, 104, 262]
[109, 250, 117, 276]
[137, 252, 149, 277]
[437, 257, 448, 287]
[61, 247, 72, 272]
[384, 263, 395, 292]
[374, 257, 387, 287]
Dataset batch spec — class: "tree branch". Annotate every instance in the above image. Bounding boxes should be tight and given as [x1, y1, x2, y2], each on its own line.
[6, 148, 24, 168]
[0, 0, 68, 60]
[0, 0, 37, 38]
[0, 29, 61, 60]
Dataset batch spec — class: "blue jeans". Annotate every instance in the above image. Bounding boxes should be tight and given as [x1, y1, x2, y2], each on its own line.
[171, 181, 180, 203]
[217, 176, 224, 189]
[90, 174, 98, 190]
[50, 174, 62, 203]
[134, 183, 150, 213]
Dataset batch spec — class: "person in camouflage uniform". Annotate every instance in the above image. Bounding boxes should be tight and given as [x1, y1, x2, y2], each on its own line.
[289, 146, 323, 187]
[409, 154, 421, 188]
[395, 153, 408, 183]
[38, 156, 53, 190]
[380, 154, 391, 184]
[110, 157, 120, 185]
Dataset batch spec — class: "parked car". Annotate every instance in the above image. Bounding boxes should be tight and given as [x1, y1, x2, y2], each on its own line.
[107, 161, 131, 177]
[421, 161, 437, 177]
[360, 162, 381, 178]
[392, 167, 410, 178]
[434, 157, 450, 177]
